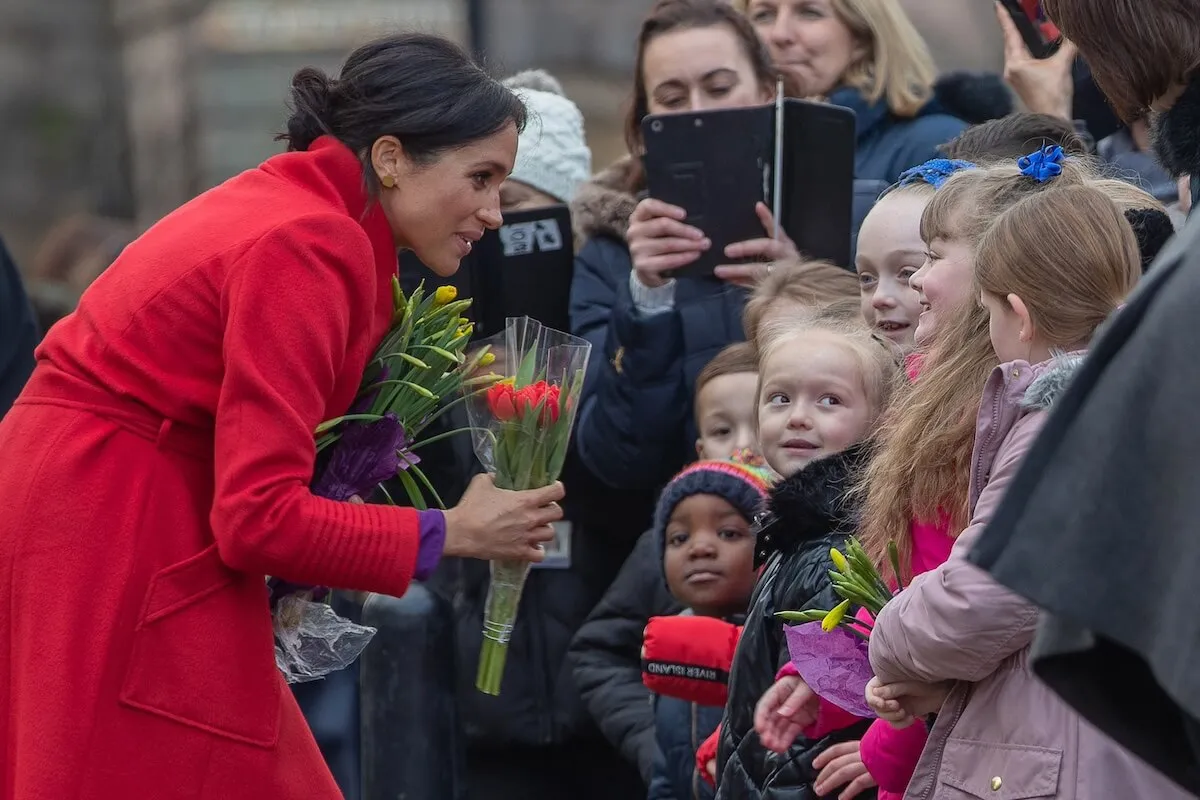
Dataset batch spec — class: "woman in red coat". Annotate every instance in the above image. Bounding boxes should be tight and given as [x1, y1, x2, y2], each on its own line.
[0, 33, 564, 799]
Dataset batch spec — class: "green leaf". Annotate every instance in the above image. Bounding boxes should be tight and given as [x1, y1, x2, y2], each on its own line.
[313, 414, 382, 435]
[410, 344, 462, 363]
[409, 465, 447, 510]
[515, 345, 538, 387]
[377, 482, 397, 506]
[775, 609, 830, 623]
[398, 353, 431, 370]
[396, 469, 427, 511]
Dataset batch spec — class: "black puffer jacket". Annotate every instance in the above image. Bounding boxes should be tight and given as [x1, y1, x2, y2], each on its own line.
[717, 445, 874, 800]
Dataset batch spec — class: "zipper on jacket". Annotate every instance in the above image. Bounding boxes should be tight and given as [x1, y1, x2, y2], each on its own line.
[691, 701, 701, 800]
[971, 375, 1007, 503]
[916, 688, 969, 800]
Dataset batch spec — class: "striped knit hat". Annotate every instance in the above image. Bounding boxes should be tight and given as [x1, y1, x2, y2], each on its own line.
[654, 457, 775, 554]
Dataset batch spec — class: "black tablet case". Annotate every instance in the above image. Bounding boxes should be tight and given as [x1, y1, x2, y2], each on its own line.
[641, 98, 856, 277]
[398, 204, 574, 340]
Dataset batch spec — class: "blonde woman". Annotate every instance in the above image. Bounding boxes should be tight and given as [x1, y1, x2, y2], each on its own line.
[738, 0, 1010, 182]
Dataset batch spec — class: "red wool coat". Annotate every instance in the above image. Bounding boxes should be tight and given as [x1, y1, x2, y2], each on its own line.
[0, 137, 423, 799]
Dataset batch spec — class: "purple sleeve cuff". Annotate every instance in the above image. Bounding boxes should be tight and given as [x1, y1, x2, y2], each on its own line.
[414, 509, 447, 581]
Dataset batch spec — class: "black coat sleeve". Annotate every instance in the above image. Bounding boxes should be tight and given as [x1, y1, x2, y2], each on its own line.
[567, 529, 682, 783]
[0, 238, 38, 416]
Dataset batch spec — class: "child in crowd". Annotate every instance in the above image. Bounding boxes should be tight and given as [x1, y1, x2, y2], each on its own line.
[741, 259, 859, 350]
[568, 342, 761, 787]
[868, 163, 1189, 799]
[758, 151, 1165, 800]
[645, 302, 903, 798]
[718, 304, 901, 799]
[646, 458, 774, 800]
[693, 343, 759, 461]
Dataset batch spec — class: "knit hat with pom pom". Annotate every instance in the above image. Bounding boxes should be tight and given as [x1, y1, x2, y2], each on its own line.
[502, 69, 592, 204]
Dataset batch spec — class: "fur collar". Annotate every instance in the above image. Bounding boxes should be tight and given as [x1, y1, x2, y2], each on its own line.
[1022, 352, 1086, 411]
[569, 155, 643, 246]
[753, 442, 870, 567]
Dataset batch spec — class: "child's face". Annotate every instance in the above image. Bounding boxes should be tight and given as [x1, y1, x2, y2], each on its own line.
[855, 193, 926, 350]
[909, 235, 976, 346]
[663, 494, 757, 617]
[758, 332, 873, 478]
[982, 290, 1041, 364]
[696, 371, 761, 460]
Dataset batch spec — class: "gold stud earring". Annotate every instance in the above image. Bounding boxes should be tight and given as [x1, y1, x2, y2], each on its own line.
[380, 174, 396, 189]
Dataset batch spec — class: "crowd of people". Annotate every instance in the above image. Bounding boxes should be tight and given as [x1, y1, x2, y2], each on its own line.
[1, 0, 1199, 798]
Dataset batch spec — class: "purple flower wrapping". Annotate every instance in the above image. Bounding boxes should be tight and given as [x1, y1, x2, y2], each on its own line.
[783, 621, 875, 718]
[312, 412, 415, 501]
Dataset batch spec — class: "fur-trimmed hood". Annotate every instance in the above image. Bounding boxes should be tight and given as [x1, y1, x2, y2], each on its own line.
[753, 442, 871, 567]
[1022, 351, 1086, 411]
[569, 155, 643, 247]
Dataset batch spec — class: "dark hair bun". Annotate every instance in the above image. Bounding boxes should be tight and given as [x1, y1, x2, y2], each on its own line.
[283, 67, 335, 152]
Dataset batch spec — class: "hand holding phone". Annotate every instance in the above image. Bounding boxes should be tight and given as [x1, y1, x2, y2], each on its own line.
[995, 0, 1078, 121]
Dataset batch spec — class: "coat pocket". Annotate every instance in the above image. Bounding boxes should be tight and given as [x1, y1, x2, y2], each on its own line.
[120, 543, 281, 747]
[938, 739, 1062, 799]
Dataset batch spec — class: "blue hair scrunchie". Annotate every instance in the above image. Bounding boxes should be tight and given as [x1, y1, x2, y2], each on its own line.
[895, 158, 977, 190]
[1017, 145, 1064, 182]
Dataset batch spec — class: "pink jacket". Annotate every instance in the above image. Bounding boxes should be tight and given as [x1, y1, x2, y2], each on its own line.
[870, 355, 1189, 800]
[859, 518, 953, 800]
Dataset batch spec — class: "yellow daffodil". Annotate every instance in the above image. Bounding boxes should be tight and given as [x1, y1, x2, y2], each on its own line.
[434, 285, 458, 306]
[830, 547, 850, 574]
[480, 352, 496, 367]
[821, 599, 851, 632]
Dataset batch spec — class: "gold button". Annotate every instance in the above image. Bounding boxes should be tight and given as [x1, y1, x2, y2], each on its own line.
[991, 776, 1003, 791]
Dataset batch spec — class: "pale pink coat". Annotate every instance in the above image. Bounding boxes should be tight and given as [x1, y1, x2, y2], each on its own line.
[870, 356, 1190, 800]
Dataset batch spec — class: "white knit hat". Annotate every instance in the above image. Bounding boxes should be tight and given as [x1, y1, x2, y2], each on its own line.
[502, 70, 592, 205]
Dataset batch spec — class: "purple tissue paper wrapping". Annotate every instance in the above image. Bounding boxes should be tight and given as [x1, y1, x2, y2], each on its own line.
[783, 621, 875, 718]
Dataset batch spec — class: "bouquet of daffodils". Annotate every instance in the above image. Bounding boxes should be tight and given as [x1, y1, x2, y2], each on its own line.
[774, 538, 903, 716]
[465, 317, 589, 695]
[271, 279, 500, 683]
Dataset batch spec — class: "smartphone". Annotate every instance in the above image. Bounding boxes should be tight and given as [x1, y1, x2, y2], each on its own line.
[998, 0, 1061, 59]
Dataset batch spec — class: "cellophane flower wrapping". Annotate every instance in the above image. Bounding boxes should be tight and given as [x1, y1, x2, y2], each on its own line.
[268, 280, 497, 683]
[784, 622, 875, 717]
[465, 316, 590, 695]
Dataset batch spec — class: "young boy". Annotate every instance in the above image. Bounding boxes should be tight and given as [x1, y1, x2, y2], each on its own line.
[567, 343, 762, 791]
[646, 459, 773, 800]
[693, 342, 758, 461]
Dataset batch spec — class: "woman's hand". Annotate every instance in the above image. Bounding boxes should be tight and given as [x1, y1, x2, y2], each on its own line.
[442, 473, 562, 561]
[713, 203, 798, 287]
[995, 1, 1078, 121]
[754, 674, 819, 753]
[812, 741, 878, 800]
[866, 676, 951, 729]
[627, 198, 710, 286]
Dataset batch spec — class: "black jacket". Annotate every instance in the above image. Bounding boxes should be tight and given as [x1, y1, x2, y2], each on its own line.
[0, 238, 37, 416]
[717, 446, 874, 800]
[568, 528, 681, 783]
